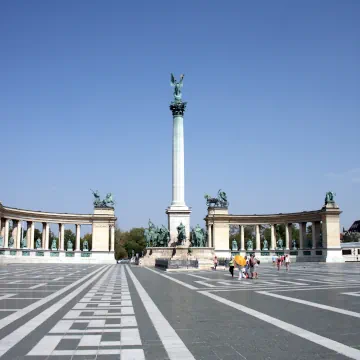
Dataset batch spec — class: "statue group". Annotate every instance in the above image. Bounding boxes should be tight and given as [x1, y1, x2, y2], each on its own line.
[91, 190, 115, 208]
[325, 191, 336, 205]
[191, 225, 207, 247]
[204, 189, 229, 208]
[144, 220, 170, 247]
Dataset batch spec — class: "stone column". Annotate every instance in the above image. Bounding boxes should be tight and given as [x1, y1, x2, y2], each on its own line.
[312, 221, 321, 249]
[285, 223, 290, 250]
[110, 224, 115, 251]
[16, 220, 22, 248]
[30, 222, 35, 249]
[42, 223, 47, 249]
[240, 225, 245, 250]
[299, 222, 306, 249]
[45, 223, 50, 250]
[76, 224, 81, 251]
[26, 221, 32, 248]
[207, 224, 212, 247]
[0, 219, 4, 247]
[255, 225, 260, 250]
[4, 219, 9, 248]
[59, 223, 64, 251]
[270, 224, 275, 250]
[170, 104, 186, 207]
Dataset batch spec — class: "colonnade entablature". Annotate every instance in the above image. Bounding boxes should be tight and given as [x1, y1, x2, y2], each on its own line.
[204, 202, 343, 263]
[0, 202, 117, 257]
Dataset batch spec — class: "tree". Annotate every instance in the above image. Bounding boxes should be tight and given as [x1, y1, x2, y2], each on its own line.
[81, 233, 92, 251]
[34, 228, 42, 241]
[114, 227, 146, 258]
[115, 246, 128, 260]
[64, 229, 75, 250]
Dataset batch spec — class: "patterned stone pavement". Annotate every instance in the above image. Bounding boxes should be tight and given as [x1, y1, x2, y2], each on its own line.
[0, 262, 360, 359]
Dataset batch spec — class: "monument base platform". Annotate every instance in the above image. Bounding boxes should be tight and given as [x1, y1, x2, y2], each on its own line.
[0, 249, 115, 264]
[139, 246, 215, 270]
[166, 207, 192, 247]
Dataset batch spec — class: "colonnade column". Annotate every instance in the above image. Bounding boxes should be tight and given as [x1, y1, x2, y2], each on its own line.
[207, 224, 212, 247]
[240, 225, 245, 251]
[4, 219, 9, 248]
[0, 219, 4, 247]
[312, 221, 321, 249]
[255, 225, 260, 250]
[299, 222, 306, 249]
[42, 223, 47, 249]
[59, 223, 64, 251]
[110, 224, 115, 251]
[270, 224, 275, 250]
[30, 222, 35, 249]
[16, 220, 22, 248]
[26, 221, 32, 248]
[76, 224, 81, 251]
[285, 223, 290, 250]
[45, 223, 50, 250]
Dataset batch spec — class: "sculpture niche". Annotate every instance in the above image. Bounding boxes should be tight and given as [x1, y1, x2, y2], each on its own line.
[277, 238, 284, 250]
[83, 240, 89, 251]
[51, 239, 57, 251]
[231, 239, 238, 251]
[144, 220, 170, 247]
[246, 239, 253, 251]
[9, 237, 14, 248]
[91, 190, 115, 208]
[262, 238, 269, 251]
[20, 237, 27, 249]
[204, 189, 229, 208]
[35, 238, 41, 249]
[67, 240, 73, 251]
[191, 225, 207, 247]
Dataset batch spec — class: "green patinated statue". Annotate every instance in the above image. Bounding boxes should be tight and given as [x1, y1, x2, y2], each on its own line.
[231, 239, 238, 251]
[191, 225, 206, 247]
[20, 237, 27, 248]
[91, 190, 115, 208]
[262, 238, 269, 250]
[35, 238, 41, 249]
[205, 189, 229, 208]
[51, 239, 57, 251]
[83, 240, 89, 251]
[277, 238, 284, 249]
[170, 73, 184, 103]
[247, 239, 253, 251]
[67, 240, 73, 251]
[9, 237, 14, 248]
[292, 239, 297, 250]
[325, 191, 336, 205]
[0, 236, 4, 248]
[144, 220, 169, 247]
[177, 222, 186, 245]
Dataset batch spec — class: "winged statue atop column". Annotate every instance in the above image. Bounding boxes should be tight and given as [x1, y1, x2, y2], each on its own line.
[170, 73, 184, 103]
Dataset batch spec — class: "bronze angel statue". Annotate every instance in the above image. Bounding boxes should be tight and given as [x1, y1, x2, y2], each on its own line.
[170, 73, 184, 102]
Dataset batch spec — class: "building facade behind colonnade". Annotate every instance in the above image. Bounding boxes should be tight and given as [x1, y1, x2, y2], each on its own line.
[0, 195, 117, 263]
[205, 192, 343, 263]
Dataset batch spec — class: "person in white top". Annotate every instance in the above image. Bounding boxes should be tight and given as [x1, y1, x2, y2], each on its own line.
[285, 254, 290, 271]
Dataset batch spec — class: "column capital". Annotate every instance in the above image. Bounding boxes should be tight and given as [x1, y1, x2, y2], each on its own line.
[170, 101, 187, 116]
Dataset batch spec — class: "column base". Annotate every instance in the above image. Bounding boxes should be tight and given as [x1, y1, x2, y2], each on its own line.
[166, 206, 191, 247]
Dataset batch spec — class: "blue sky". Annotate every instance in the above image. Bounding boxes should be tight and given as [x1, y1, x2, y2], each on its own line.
[1, 0, 359, 233]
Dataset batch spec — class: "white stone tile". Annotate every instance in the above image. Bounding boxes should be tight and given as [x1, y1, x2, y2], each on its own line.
[121, 349, 145, 360]
[27, 336, 62, 356]
[121, 307, 134, 315]
[121, 329, 141, 346]
[49, 320, 74, 333]
[88, 319, 106, 328]
[78, 334, 101, 347]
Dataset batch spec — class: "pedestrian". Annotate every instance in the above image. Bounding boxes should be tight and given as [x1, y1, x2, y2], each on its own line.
[253, 257, 260, 279]
[249, 255, 255, 279]
[229, 257, 234, 278]
[285, 254, 290, 271]
[276, 255, 281, 271]
[238, 256, 246, 280]
[213, 256, 218, 270]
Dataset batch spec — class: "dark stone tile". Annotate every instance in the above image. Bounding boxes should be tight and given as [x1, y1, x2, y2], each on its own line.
[55, 339, 79, 350]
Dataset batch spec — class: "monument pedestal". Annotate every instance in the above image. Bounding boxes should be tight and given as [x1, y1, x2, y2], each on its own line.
[166, 207, 192, 247]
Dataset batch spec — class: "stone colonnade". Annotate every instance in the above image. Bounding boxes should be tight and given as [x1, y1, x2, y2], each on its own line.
[0, 204, 117, 255]
[205, 202, 343, 262]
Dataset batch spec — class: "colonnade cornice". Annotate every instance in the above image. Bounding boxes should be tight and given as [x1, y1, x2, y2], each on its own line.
[0, 206, 117, 225]
[204, 208, 339, 225]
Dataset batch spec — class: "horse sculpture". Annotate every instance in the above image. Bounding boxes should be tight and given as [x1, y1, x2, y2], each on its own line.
[204, 189, 229, 208]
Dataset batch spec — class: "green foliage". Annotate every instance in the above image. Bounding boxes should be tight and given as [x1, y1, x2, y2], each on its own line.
[116, 246, 128, 259]
[114, 227, 146, 259]
[34, 228, 42, 241]
[81, 233, 92, 251]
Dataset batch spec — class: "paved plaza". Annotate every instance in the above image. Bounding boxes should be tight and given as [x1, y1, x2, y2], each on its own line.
[0, 263, 359, 359]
